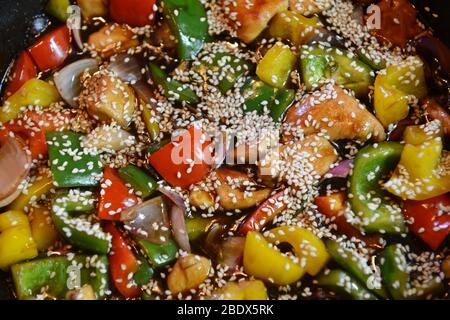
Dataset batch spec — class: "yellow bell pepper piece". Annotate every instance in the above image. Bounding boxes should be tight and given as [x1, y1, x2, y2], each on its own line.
[385, 122, 450, 200]
[268, 11, 323, 46]
[9, 175, 54, 211]
[403, 122, 442, 145]
[0, 79, 60, 123]
[265, 226, 329, 276]
[213, 280, 267, 300]
[0, 211, 37, 270]
[29, 207, 59, 252]
[256, 42, 297, 89]
[141, 104, 160, 141]
[374, 56, 427, 127]
[243, 231, 304, 285]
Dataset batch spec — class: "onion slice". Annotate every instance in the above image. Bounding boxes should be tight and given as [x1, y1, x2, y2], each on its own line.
[121, 196, 171, 244]
[108, 53, 144, 84]
[158, 187, 191, 252]
[325, 159, 353, 179]
[54, 59, 98, 107]
[0, 137, 32, 207]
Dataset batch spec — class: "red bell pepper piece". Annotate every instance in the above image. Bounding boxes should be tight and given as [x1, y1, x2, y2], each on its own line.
[0, 110, 72, 160]
[148, 126, 211, 189]
[403, 194, 450, 250]
[109, 0, 157, 27]
[98, 167, 139, 221]
[104, 223, 140, 299]
[28, 26, 71, 72]
[4, 51, 37, 99]
[240, 190, 287, 235]
[315, 192, 382, 248]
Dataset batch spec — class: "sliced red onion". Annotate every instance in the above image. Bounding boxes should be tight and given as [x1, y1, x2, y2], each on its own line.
[54, 59, 98, 107]
[218, 237, 245, 269]
[108, 53, 145, 84]
[158, 187, 187, 212]
[325, 159, 353, 179]
[0, 137, 31, 207]
[71, 27, 84, 52]
[121, 196, 171, 244]
[170, 205, 191, 252]
[158, 187, 191, 252]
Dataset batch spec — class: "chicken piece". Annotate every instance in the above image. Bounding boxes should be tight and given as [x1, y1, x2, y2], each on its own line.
[88, 24, 139, 58]
[167, 254, 211, 295]
[215, 168, 272, 210]
[189, 168, 272, 211]
[283, 85, 385, 142]
[258, 135, 338, 183]
[79, 70, 136, 128]
[223, 0, 288, 43]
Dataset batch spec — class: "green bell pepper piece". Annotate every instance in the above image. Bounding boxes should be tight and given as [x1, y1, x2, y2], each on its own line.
[317, 269, 377, 300]
[270, 88, 295, 122]
[241, 78, 276, 114]
[357, 48, 386, 71]
[46, 0, 70, 22]
[11, 255, 109, 300]
[185, 217, 212, 241]
[52, 190, 111, 255]
[300, 45, 373, 97]
[162, 0, 208, 60]
[349, 142, 406, 234]
[193, 52, 251, 94]
[135, 237, 178, 268]
[118, 165, 157, 199]
[379, 244, 444, 300]
[149, 62, 199, 104]
[380, 244, 410, 300]
[133, 256, 154, 286]
[326, 239, 388, 298]
[46, 131, 103, 188]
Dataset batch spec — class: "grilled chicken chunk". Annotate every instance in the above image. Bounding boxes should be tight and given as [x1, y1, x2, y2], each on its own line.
[283, 84, 385, 142]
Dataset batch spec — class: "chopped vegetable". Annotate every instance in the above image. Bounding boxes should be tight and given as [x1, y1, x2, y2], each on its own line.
[3, 51, 37, 99]
[385, 121, 450, 200]
[0, 210, 38, 270]
[0, 137, 31, 207]
[11, 255, 109, 300]
[118, 165, 157, 199]
[243, 231, 304, 285]
[0, 79, 60, 123]
[162, 0, 208, 60]
[374, 56, 427, 127]
[51, 190, 111, 254]
[317, 269, 377, 300]
[256, 42, 296, 89]
[104, 223, 140, 298]
[8, 174, 53, 211]
[300, 44, 373, 97]
[109, 0, 156, 27]
[46, 0, 71, 22]
[77, 0, 108, 20]
[403, 194, 450, 250]
[29, 206, 59, 252]
[28, 26, 71, 72]
[98, 167, 138, 221]
[268, 10, 323, 46]
[349, 142, 406, 234]
[149, 63, 199, 104]
[135, 237, 178, 268]
[148, 126, 211, 189]
[46, 131, 103, 188]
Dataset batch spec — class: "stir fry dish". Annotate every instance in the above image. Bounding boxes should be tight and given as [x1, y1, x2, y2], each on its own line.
[0, 0, 449, 300]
